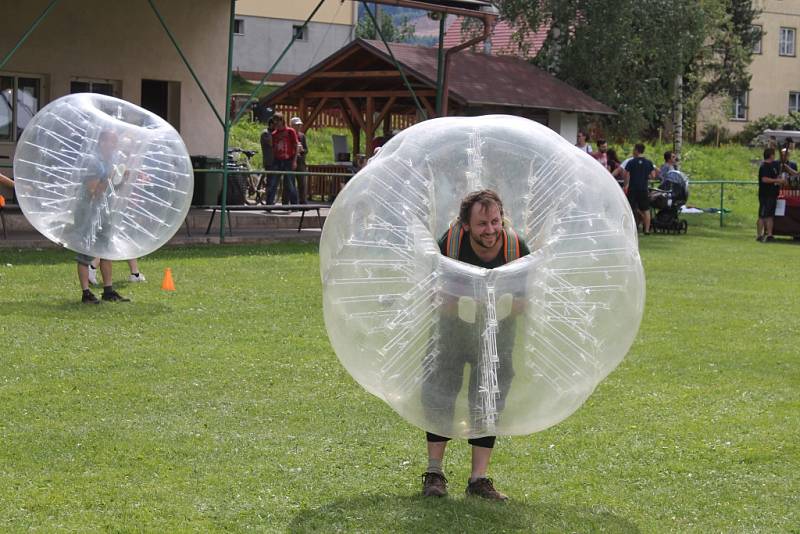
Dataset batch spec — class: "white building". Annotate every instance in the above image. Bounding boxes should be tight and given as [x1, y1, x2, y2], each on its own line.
[233, 1, 357, 83]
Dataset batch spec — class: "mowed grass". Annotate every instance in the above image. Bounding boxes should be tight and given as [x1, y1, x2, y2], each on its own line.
[0, 207, 798, 532]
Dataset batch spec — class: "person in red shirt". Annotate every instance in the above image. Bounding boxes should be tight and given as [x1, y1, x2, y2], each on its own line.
[266, 113, 299, 205]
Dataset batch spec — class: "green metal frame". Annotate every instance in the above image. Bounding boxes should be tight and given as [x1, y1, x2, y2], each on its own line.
[0, 0, 61, 72]
[360, 1, 427, 119]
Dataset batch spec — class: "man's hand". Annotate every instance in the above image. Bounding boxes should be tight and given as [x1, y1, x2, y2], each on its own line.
[86, 178, 105, 197]
[292, 159, 297, 171]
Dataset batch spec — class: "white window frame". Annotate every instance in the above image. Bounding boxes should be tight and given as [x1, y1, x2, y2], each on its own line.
[69, 78, 121, 98]
[0, 73, 44, 143]
[234, 18, 245, 36]
[779, 27, 796, 57]
[752, 25, 762, 54]
[731, 92, 748, 121]
[790, 92, 800, 114]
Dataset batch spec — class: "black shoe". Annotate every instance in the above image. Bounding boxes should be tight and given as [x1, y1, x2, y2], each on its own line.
[102, 290, 130, 302]
[422, 472, 448, 497]
[465, 477, 508, 501]
[81, 291, 100, 305]
[756, 235, 765, 242]
[765, 235, 775, 242]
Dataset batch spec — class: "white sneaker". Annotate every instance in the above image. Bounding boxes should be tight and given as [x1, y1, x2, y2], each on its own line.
[129, 272, 146, 282]
[88, 266, 98, 286]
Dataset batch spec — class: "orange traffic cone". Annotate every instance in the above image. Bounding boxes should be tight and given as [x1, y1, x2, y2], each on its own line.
[161, 267, 176, 291]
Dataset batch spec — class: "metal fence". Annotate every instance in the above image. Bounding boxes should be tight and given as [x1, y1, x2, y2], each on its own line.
[688, 180, 758, 227]
[273, 104, 418, 131]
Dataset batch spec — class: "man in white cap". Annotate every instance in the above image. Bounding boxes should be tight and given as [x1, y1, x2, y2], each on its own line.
[290, 117, 308, 204]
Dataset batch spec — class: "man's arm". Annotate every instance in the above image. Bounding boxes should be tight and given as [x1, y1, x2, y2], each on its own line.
[761, 172, 787, 186]
[782, 163, 799, 177]
[0, 172, 14, 189]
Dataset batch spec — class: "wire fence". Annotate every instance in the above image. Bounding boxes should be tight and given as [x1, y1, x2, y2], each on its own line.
[688, 180, 758, 227]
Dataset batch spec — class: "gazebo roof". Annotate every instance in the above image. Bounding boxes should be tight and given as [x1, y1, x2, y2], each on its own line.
[262, 38, 615, 116]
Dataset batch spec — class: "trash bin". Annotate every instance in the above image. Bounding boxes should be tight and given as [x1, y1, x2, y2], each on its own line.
[191, 156, 223, 206]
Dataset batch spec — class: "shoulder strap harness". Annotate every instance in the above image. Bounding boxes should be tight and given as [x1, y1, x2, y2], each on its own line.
[445, 220, 520, 262]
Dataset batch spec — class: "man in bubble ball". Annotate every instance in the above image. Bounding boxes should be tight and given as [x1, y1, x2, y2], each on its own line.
[73, 130, 130, 304]
[421, 189, 530, 501]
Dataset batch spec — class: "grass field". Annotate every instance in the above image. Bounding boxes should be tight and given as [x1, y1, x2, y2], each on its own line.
[1, 203, 798, 532]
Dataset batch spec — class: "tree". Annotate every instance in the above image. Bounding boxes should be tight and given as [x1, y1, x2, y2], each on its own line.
[493, 0, 759, 140]
[356, 8, 416, 43]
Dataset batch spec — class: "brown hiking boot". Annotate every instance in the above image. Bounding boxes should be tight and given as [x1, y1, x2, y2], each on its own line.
[465, 477, 508, 501]
[422, 472, 448, 497]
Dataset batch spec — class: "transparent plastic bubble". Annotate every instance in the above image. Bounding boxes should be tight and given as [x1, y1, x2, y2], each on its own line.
[13, 93, 193, 260]
[320, 115, 645, 438]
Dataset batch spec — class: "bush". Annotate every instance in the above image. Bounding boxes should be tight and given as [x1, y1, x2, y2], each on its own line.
[229, 120, 352, 168]
[699, 124, 731, 146]
[733, 112, 800, 145]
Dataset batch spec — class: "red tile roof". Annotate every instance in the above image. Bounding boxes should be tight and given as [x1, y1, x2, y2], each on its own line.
[443, 17, 548, 58]
[262, 39, 614, 116]
[362, 40, 614, 114]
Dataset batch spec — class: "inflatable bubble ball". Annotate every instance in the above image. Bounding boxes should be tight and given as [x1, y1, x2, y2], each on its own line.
[320, 115, 645, 439]
[13, 93, 193, 260]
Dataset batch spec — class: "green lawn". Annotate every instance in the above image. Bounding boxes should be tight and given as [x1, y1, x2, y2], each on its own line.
[1, 208, 798, 532]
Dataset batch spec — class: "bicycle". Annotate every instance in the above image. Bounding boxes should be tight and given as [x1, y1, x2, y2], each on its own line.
[226, 147, 263, 205]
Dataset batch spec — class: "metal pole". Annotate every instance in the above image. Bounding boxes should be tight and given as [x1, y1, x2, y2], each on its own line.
[220, 0, 237, 241]
[435, 15, 446, 116]
[361, 1, 427, 119]
[720, 182, 724, 227]
[0, 0, 62, 71]
[147, 0, 225, 128]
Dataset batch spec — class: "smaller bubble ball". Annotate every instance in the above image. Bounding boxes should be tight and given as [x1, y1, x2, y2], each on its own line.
[13, 93, 193, 260]
[320, 115, 645, 439]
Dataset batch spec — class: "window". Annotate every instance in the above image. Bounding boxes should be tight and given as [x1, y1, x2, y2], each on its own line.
[234, 18, 244, 35]
[70, 79, 118, 97]
[0, 75, 41, 142]
[790, 92, 800, 113]
[779, 27, 796, 56]
[752, 25, 762, 54]
[292, 25, 307, 41]
[731, 92, 748, 120]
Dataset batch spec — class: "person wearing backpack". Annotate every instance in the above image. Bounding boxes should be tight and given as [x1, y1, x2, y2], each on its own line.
[421, 189, 530, 501]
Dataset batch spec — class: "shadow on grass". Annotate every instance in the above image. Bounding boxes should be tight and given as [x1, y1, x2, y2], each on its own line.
[288, 495, 640, 533]
[0, 299, 172, 318]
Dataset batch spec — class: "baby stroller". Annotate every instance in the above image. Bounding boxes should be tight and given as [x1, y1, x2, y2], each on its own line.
[649, 170, 689, 234]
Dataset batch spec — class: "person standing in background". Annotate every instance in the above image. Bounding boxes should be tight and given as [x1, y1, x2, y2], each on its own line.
[267, 114, 299, 206]
[290, 117, 308, 204]
[576, 131, 593, 153]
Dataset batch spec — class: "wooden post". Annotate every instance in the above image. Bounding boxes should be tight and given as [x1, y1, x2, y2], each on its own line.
[365, 96, 375, 156]
[383, 112, 392, 136]
[298, 96, 307, 127]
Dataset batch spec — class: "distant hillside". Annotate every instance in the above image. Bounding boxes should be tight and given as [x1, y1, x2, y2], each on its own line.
[357, 4, 425, 21]
[357, 4, 440, 46]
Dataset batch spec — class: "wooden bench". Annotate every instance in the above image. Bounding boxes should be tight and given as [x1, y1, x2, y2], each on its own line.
[198, 203, 329, 236]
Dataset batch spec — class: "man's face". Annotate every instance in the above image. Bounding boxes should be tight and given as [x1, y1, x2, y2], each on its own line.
[598, 142, 608, 153]
[274, 118, 285, 129]
[577, 132, 586, 144]
[465, 202, 503, 250]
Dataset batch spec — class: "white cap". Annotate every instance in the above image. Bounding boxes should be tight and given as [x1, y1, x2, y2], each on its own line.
[290, 117, 303, 126]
